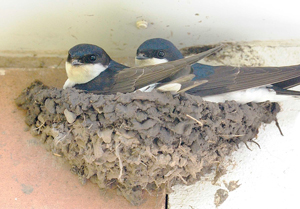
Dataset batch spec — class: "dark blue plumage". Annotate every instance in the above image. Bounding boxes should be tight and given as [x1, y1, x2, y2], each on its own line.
[63, 43, 222, 94]
[136, 38, 300, 102]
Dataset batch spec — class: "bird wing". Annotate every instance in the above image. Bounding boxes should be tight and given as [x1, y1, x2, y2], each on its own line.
[272, 75, 300, 89]
[187, 65, 300, 96]
[109, 45, 223, 94]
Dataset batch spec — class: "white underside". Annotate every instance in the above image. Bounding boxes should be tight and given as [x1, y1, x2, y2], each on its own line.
[139, 84, 294, 103]
[136, 58, 178, 92]
[156, 83, 182, 92]
[138, 82, 183, 93]
[135, 57, 168, 67]
[137, 83, 158, 92]
[63, 79, 76, 89]
[203, 87, 296, 103]
[63, 62, 107, 89]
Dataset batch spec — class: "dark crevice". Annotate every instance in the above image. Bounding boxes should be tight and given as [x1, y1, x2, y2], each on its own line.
[165, 194, 169, 209]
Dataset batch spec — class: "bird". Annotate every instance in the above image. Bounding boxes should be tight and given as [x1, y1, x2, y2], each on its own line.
[135, 38, 300, 103]
[63, 43, 223, 94]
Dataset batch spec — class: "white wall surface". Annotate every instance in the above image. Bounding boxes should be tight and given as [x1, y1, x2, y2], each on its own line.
[1, 0, 300, 57]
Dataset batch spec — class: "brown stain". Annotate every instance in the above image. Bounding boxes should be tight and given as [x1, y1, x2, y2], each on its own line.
[214, 189, 229, 207]
[224, 180, 241, 191]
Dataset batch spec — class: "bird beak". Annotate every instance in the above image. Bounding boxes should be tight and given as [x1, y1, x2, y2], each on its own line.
[71, 59, 82, 66]
[136, 53, 148, 60]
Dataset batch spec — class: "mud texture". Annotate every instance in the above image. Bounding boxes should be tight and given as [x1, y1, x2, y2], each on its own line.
[16, 81, 280, 205]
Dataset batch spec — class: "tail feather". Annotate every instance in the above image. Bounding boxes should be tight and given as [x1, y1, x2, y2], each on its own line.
[272, 86, 300, 96]
[273, 76, 300, 89]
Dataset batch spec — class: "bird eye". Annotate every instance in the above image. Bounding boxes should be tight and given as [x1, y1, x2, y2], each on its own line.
[89, 55, 96, 62]
[158, 51, 165, 58]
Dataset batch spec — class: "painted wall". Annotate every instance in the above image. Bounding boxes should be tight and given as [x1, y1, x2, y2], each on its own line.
[1, 0, 300, 57]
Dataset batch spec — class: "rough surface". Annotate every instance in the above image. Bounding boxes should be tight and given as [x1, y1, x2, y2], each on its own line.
[15, 81, 280, 205]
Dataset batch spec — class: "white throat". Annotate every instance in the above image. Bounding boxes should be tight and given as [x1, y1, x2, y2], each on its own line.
[135, 57, 168, 67]
[63, 62, 107, 89]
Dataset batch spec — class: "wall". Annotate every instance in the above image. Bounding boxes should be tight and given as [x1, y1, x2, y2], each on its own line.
[1, 0, 300, 57]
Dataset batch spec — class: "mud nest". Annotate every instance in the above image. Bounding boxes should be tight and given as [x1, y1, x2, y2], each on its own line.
[16, 81, 280, 205]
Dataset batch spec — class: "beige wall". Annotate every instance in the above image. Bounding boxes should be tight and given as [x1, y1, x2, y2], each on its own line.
[1, 0, 300, 57]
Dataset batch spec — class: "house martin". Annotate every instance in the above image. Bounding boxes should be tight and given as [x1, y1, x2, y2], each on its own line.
[136, 38, 300, 103]
[63, 43, 222, 94]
